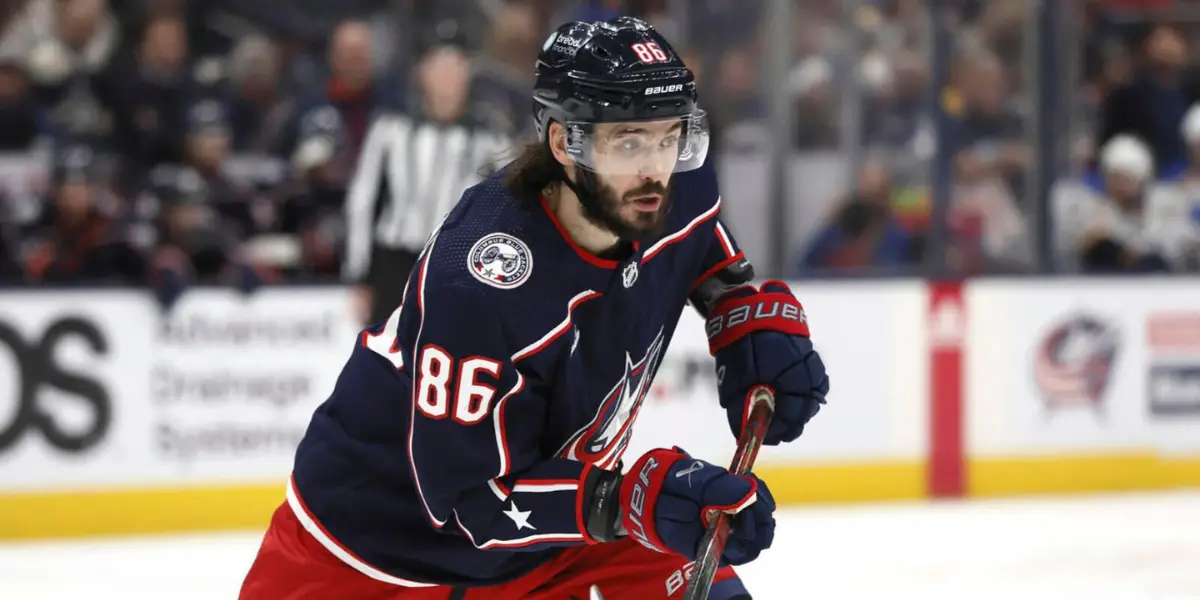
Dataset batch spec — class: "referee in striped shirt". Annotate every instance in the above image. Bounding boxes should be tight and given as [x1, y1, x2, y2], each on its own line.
[344, 38, 511, 325]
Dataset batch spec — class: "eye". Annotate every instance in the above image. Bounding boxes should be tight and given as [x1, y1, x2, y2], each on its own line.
[661, 135, 680, 149]
[617, 138, 645, 154]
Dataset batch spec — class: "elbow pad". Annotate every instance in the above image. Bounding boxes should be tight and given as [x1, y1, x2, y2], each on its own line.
[691, 257, 756, 318]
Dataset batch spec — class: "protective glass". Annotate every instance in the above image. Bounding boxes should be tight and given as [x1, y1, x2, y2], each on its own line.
[564, 110, 710, 176]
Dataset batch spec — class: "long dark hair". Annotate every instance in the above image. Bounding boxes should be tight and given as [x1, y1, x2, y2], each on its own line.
[504, 138, 564, 208]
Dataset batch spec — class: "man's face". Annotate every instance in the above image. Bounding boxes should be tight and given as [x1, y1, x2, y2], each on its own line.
[57, 0, 104, 49]
[188, 129, 230, 169]
[965, 59, 1006, 114]
[573, 118, 683, 240]
[419, 47, 469, 114]
[167, 203, 210, 237]
[1104, 171, 1142, 203]
[856, 162, 892, 203]
[141, 18, 187, 73]
[331, 23, 372, 92]
[0, 65, 27, 103]
[1148, 27, 1187, 73]
[55, 181, 92, 221]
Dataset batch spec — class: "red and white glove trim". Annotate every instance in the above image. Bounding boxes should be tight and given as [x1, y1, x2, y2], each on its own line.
[619, 448, 684, 554]
[705, 280, 810, 356]
[699, 475, 759, 528]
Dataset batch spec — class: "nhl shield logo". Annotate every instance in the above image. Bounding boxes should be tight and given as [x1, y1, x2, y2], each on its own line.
[622, 262, 639, 288]
[468, 233, 533, 289]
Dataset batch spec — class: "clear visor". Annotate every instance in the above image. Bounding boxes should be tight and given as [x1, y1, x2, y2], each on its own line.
[564, 110, 710, 176]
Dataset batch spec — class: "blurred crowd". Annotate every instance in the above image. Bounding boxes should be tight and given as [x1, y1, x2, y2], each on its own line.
[0, 0, 562, 302]
[793, 0, 1200, 276]
[0, 0, 1199, 298]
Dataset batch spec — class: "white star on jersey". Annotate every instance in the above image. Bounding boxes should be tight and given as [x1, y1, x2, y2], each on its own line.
[503, 501, 535, 531]
[571, 327, 580, 356]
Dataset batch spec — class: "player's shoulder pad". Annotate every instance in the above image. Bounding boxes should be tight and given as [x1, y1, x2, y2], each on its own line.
[418, 176, 595, 357]
[421, 175, 542, 297]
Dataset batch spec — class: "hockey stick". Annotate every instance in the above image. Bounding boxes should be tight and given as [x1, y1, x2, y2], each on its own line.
[682, 386, 776, 600]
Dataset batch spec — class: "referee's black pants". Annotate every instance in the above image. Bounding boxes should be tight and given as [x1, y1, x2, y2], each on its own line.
[365, 245, 421, 326]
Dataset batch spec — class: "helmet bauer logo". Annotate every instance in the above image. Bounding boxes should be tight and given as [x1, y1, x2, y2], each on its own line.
[468, 233, 533, 290]
[645, 84, 683, 95]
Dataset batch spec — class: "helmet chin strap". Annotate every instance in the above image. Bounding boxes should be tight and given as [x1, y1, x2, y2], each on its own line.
[554, 123, 610, 232]
[560, 167, 604, 219]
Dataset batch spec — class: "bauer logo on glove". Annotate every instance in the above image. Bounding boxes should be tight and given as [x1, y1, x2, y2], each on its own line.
[704, 290, 810, 352]
[618, 447, 776, 565]
[708, 281, 830, 446]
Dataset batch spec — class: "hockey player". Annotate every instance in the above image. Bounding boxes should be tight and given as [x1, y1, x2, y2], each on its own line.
[240, 17, 829, 600]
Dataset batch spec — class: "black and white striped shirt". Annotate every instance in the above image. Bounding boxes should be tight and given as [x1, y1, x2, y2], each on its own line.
[343, 112, 511, 282]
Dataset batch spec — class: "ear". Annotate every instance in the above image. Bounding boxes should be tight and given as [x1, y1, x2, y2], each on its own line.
[547, 121, 573, 168]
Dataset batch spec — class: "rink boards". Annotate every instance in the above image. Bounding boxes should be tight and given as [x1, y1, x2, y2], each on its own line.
[1, 279, 1198, 539]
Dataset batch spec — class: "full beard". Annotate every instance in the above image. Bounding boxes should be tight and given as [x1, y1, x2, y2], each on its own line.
[574, 169, 672, 244]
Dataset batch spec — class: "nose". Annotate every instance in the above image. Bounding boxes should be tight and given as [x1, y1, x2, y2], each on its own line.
[636, 149, 675, 178]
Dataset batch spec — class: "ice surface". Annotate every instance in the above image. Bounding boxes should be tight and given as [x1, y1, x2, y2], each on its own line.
[2, 491, 1197, 599]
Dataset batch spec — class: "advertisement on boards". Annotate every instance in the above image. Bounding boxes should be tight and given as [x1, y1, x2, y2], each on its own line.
[0, 288, 359, 492]
[0, 292, 153, 490]
[2, 283, 924, 493]
[1031, 313, 1120, 416]
[1145, 312, 1200, 418]
[149, 288, 359, 480]
[968, 281, 1135, 454]
[967, 279, 1200, 456]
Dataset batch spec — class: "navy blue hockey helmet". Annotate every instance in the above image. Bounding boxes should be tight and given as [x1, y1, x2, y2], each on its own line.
[532, 17, 709, 175]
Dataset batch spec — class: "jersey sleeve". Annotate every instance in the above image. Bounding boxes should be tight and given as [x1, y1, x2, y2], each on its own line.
[693, 217, 746, 288]
[399, 241, 598, 551]
[687, 214, 752, 318]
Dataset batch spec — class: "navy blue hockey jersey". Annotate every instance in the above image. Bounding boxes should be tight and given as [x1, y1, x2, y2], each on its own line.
[288, 162, 745, 588]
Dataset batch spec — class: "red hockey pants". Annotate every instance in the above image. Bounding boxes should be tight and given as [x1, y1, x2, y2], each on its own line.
[239, 502, 746, 599]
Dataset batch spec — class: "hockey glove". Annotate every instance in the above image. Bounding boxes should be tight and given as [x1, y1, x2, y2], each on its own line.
[707, 280, 829, 446]
[618, 447, 775, 566]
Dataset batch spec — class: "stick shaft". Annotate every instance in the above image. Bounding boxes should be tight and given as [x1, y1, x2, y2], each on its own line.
[681, 387, 775, 600]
